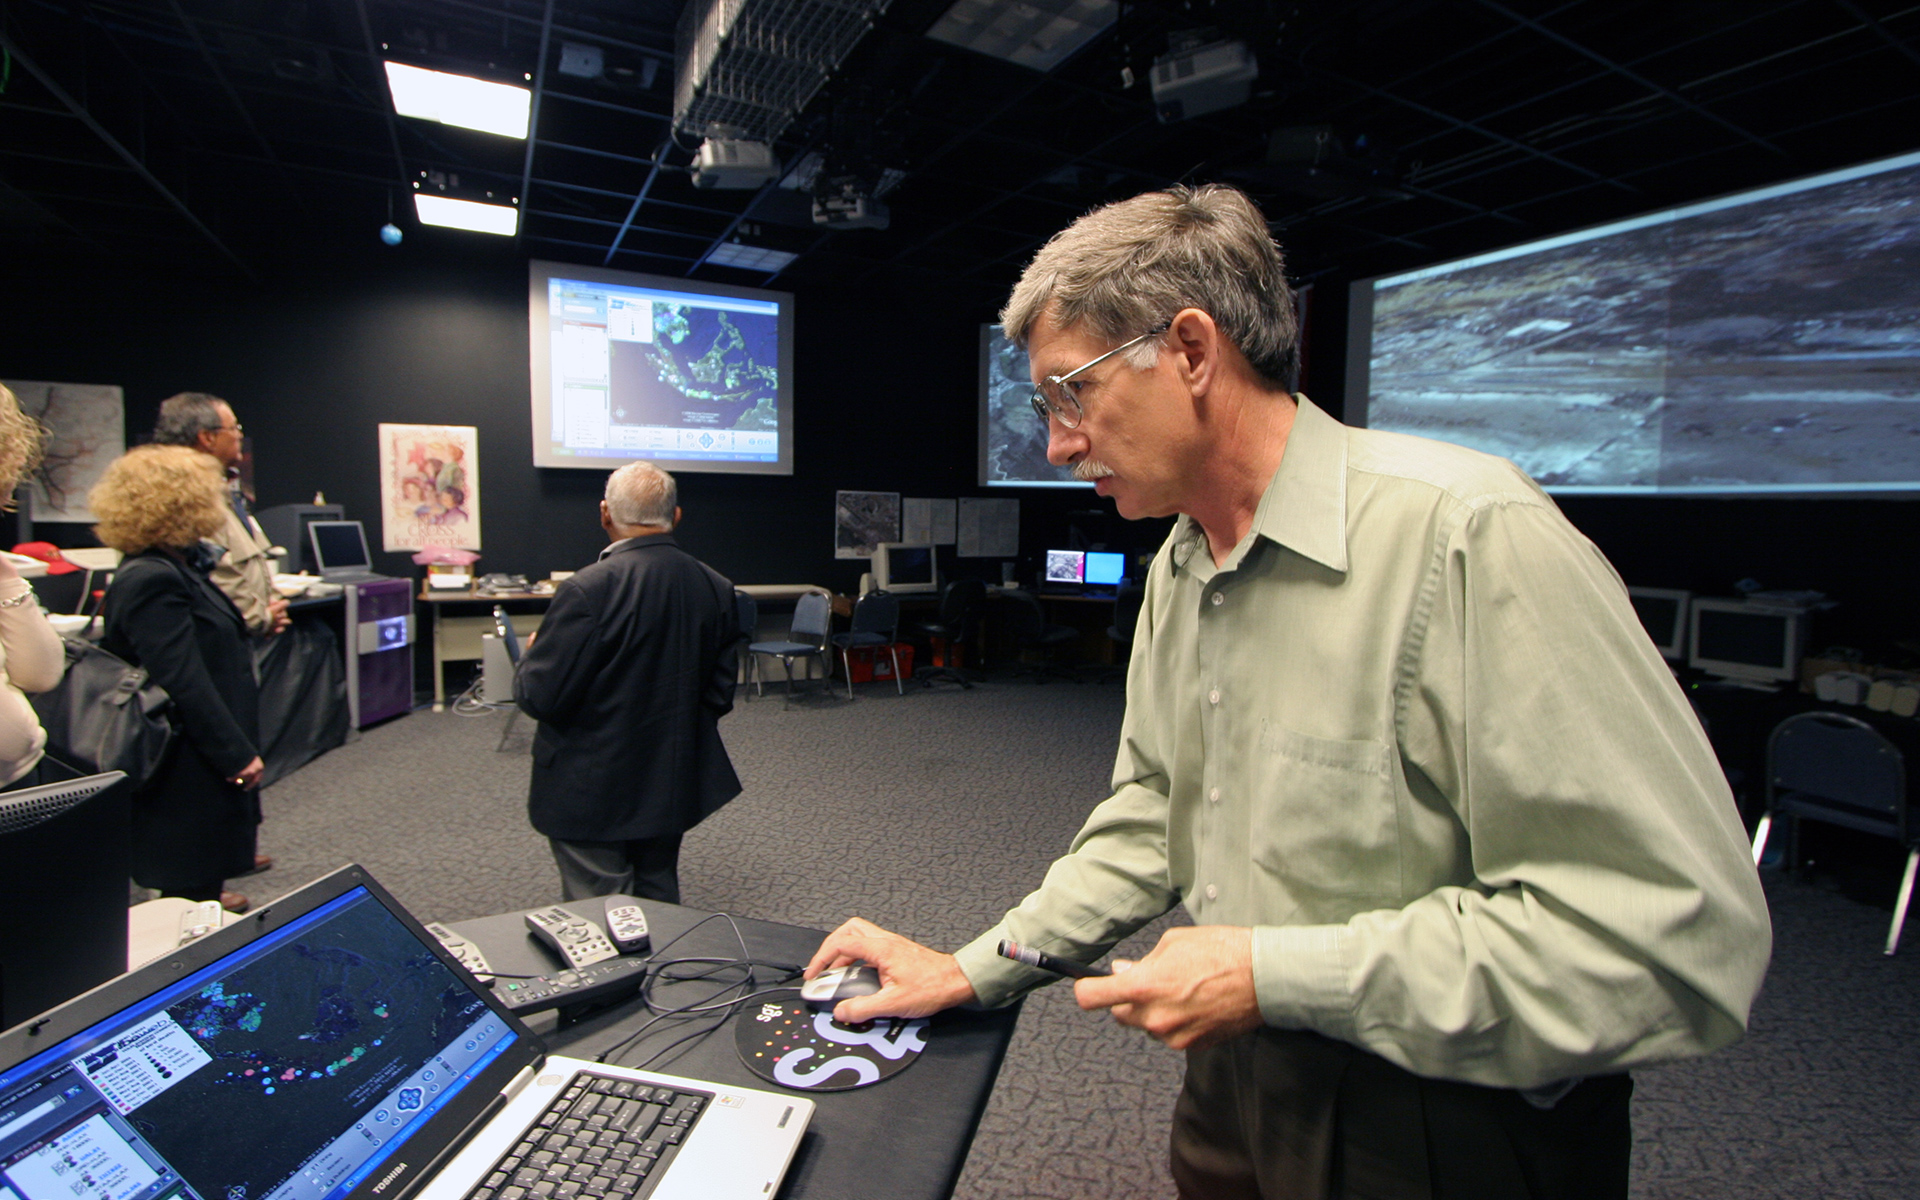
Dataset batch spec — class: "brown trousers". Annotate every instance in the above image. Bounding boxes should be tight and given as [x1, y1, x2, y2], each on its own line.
[1171, 1029, 1631, 1200]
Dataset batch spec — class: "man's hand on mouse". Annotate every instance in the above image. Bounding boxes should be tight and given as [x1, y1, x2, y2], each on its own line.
[1072, 925, 1263, 1051]
[804, 917, 978, 1025]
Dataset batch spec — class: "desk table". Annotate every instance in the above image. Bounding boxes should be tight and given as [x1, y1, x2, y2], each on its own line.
[445, 899, 1019, 1200]
[419, 587, 555, 710]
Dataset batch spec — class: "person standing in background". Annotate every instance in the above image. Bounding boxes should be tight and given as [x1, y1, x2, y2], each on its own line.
[0, 384, 63, 787]
[515, 462, 742, 903]
[92, 445, 263, 913]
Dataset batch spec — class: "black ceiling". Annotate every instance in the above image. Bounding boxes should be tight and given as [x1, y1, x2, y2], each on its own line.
[3, 0, 1917, 296]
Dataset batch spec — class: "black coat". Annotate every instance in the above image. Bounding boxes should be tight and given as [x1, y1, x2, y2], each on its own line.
[102, 549, 260, 891]
[517, 534, 741, 842]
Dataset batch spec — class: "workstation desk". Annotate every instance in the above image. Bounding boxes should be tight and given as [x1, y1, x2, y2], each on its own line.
[419, 586, 555, 710]
[445, 898, 1020, 1200]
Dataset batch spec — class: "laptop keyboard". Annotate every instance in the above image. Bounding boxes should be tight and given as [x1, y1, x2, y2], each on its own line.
[467, 1073, 712, 1200]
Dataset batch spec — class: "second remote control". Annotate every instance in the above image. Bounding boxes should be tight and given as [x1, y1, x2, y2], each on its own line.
[604, 904, 651, 954]
[525, 905, 620, 970]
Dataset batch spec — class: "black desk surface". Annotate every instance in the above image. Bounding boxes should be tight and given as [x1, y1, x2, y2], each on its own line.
[446, 899, 1020, 1200]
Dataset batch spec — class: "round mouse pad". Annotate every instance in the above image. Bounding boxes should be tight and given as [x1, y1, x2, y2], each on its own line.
[735, 1000, 928, 1091]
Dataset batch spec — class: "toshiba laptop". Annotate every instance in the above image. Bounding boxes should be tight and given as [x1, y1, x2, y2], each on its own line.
[308, 520, 384, 583]
[0, 866, 812, 1200]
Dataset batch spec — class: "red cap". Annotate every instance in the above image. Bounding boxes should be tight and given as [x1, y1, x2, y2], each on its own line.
[12, 542, 81, 574]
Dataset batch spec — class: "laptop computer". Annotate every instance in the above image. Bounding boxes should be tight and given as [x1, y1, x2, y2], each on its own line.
[308, 520, 384, 583]
[0, 866, 813, 1200]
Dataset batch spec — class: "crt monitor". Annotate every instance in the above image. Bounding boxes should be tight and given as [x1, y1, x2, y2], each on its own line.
[873, 544, 938, 594]
[309, 520, 372, 576]
[1627, 587, 1691, 661]
[0, 767, 130, 1030]
[1689, 599, 1806, 685]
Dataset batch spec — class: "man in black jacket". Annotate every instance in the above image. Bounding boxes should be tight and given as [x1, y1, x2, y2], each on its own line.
[515, 462, 742, 903]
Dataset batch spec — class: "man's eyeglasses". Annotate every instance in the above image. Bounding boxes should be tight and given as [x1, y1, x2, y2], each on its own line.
[219, 423, 244, 436]
[1029, 319, 1172, 429]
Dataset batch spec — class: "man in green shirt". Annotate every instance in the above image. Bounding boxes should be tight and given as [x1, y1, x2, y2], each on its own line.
[805, 184, 1769, 1199]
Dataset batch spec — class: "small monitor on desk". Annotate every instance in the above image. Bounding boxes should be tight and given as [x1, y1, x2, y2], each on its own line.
[1689, 599, 1805, 687]
[1043, 549, 1085, 588]
[1044, 548, 1125, 593]
[309, 519, 373, 579]
[1627, 587, 1691, 661]
[1083, 551, 1126, 589]
[873, 543, 938, 594]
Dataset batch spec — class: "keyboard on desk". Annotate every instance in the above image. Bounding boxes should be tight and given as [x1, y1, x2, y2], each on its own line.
[470, 1072, 711, 1200]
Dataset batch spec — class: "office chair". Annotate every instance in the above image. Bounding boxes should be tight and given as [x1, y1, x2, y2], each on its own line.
[1002, 589, 1081, 683]
[1096, 580, 1147, 684]
[747, 590, 833, 705]
[1751, 710, 1914, 955]
[733, 589, 758, 696]
[831, 589, 903, 699]
[492, 606, 528, 751]
[915, 578, 986, 689]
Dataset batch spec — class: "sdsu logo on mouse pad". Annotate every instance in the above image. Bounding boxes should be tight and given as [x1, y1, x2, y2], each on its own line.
[736, 1000, 928, 1091]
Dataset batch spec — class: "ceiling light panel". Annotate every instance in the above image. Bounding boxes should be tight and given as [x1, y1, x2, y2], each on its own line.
[926, 0, 1117, 72]
[385, 61, 531, 139]
[708, 243, 798, 270]
[414, 194, 520, 236]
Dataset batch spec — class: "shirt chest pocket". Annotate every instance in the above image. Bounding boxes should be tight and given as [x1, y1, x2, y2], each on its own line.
[1251, 722, 1401, 915]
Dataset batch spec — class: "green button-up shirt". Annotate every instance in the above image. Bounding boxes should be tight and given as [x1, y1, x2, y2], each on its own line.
[954, 395, 1770, 1089]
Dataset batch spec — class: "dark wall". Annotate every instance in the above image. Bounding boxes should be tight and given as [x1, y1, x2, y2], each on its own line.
[3, 252, 1912, 665]
[0, 251, 1156, 598]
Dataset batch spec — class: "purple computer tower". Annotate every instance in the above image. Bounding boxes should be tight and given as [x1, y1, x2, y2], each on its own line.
[345, 578, 414, 726]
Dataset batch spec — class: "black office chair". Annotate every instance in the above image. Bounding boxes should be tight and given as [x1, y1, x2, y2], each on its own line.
[747, 590, 833, 705]
[733, 590, 758, 696]
[492, 606, 526, 751]
[1751, 710, 1914, 955]
[1096, 580, 1147, 684]
[915, 578, 987, 689]
[831, 590, 903, 699]
[1002, 589, 1081, 683]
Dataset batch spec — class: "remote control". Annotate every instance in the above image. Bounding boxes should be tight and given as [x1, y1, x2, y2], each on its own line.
[524, 905, 620, 970]
[177, 900, 224, 946]
[425, 921, 497, 987]
[604, 904, 651, 954]
[493, 955, 648, 1016]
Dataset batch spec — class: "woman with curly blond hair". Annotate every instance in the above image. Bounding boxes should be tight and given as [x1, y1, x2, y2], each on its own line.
[92, 444, 263, 912]
[0, 384, 63, 785]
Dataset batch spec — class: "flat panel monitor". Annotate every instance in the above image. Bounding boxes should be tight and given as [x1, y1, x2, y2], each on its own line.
[872, 543, 937, 594]
[978, 325, 1084, 488]
[1689, 599, 1806, 686]
[308, 521, 372, 578]
[0, 768, 129, 1030]
[528, 260, 793, 476]
[1083, 551, 1126, 588]
[1044, 549, 1085, 587]
[1348, 148, 1920, 495]
[1627, 587, 1691, 661]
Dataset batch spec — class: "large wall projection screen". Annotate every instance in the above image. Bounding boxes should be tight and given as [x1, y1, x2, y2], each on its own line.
[1347, 150, 1920, 495]
[529, 261, 794, 474]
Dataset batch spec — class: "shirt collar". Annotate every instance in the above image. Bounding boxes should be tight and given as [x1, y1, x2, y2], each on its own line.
[1170, 393, 1349, 577]
[599, 531, 676, 561]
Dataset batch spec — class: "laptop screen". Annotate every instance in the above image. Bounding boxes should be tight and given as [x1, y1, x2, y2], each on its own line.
[0, 888, 516, 1200]
[309, 522, 372, 574]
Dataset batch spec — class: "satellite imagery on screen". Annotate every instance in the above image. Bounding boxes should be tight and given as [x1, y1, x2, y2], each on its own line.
[981, 326, 1080, 487]
[1367, 157, 1920, 493]
[119, 903, 485, 1200]
[612, 303, 779, 434]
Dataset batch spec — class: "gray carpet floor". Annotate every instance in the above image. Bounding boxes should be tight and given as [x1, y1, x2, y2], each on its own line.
[249, 677, 1919, 1200]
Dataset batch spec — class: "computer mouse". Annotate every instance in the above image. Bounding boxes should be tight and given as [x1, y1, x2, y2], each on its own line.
[800, 964, 882, 1007]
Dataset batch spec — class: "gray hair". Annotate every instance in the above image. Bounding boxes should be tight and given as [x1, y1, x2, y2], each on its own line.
[152, 392, 228, 446]
[999, 184, 1299, 391]
[605, 461, 677, 527]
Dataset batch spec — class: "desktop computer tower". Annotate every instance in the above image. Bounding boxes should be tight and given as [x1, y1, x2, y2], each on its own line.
[346, 578, 414, 726]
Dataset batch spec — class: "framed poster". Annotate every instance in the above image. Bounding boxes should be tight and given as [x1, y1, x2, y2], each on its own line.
[378, 424, 481, 552]
[3, 380, 125, 523]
